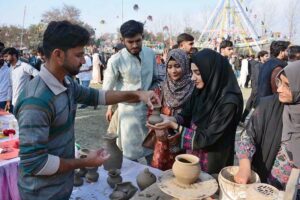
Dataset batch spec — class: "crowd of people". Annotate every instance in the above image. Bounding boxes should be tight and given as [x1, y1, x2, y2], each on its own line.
[0, 19, 299, 199]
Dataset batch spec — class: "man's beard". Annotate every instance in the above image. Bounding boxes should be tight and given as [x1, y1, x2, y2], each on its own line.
[126, 46, 141, 56]
[63, 60, 80, 76]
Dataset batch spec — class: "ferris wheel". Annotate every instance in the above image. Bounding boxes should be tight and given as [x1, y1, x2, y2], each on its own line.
[198, 0, 271, 54]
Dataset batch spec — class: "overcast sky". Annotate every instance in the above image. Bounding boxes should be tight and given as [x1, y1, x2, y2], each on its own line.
[0, 0, 299, 42]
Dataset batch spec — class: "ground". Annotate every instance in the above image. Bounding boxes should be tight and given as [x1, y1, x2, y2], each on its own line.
[74, 84, 252, 150]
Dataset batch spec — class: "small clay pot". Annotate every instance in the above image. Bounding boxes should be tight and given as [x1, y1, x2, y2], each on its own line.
[103, 134, 123, 171]
[148, 105, 163, 125]
[107, 169, 123, 188]
[109, 191, 126, 200]
[113, 182, 138, 200]
[136, 168, 157, 190]
[77, 168, 87, 177]
[74, 171, 84, 187]
[172, 154, 200, 185]
[85, 167, 99, 182]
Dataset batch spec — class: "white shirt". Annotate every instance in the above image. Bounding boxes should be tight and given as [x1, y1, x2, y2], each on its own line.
[77, 55, 92, 81]
[11, 60, 39, 105]
[0, 64, 12, 102]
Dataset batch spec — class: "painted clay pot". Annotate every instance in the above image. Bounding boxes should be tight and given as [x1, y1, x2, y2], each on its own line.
[148, 105, 163, 125]
[172, 154, 201, 185]
[74, 171, 84, 187]
[107, 169, 123, 188]
[85, 167, 99, 182]
[136, 168, 157, 190]
[103, 134, 123, 171]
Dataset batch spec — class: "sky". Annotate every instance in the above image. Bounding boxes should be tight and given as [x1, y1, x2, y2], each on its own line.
[0, 0, 299, 42]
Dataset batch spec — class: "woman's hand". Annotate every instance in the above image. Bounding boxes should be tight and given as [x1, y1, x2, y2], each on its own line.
[234, 159, 252, 184]
[147, 114, 177, 130]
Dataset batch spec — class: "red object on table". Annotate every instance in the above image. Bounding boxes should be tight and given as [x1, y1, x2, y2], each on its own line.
[0, 139, 19, 160]
[2, 129, 16, 136]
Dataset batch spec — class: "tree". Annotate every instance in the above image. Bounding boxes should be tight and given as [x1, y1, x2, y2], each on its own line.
[42, 4, 81, 23]
[41, 4, 95, 36]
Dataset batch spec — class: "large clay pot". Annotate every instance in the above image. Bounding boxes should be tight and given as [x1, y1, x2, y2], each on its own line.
[103, 134, 123, 171]
[148, 105, 163, 125]
[136, 168, 157, 190]
[172, 154, 200, 185]
[107, 169, 123, 188]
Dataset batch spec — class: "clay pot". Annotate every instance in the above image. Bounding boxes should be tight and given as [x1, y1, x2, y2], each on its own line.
[103, 134, 123, 171]
[109, 191, 126, 200]
[113, 182, 138, 200]
[107, 169, 123, 188]
[172, 154, 201, 185]
[148, 105, 163, 125]
[77, 168, 87, 177]
[85, 167, 99, 182]
[136, 168, 157, 190]
[74, 171, 84, 187]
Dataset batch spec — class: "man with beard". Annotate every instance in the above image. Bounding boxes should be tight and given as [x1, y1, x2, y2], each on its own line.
[15, 20, 159, 200]
[103, 20, 158, 162]
[257, 40, 290, 100]
[0, 52, 12, 112]
[2, 47, 39, 107]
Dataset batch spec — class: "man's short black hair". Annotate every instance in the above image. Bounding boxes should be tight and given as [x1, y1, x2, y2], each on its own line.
[120, 20, 144, 38]
[288, 45, 300, 60]
[177, 33, 194, 45]
[2, 47, 19, 58]
[270, 40, 290, 58]
[220, 40, 233, 49]
[43, 20, 90, 59]
[257, 50, 268, 60]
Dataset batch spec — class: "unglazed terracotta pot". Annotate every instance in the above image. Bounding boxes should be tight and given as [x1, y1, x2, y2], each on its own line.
[136, 168, 157, 190]
[107, 169, 123, 188]
[85, 167, 99, 182]
[74, 171, 84, 187]
[103, 134, 123, 171]
[172, 154, 201, 185]
[148, 105, 163, 125]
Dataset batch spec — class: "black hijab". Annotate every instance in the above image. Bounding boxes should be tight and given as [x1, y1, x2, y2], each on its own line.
[188, 48, 243, 125]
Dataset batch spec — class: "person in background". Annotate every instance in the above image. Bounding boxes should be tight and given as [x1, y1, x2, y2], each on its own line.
[91, 47, 104, 84]
[257, 40, 290, 100]
[177, 33, 194, 55]
[103, 20, 159, 162]
[240, 50, 269, 124]
[77, 53, 93, 109]
[239, 55, 248, 88]
[0, 52, 12, 112]
[220, 40, 234, 59]
[288, 45, 300, 63]
[2, 47, 39, 107]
